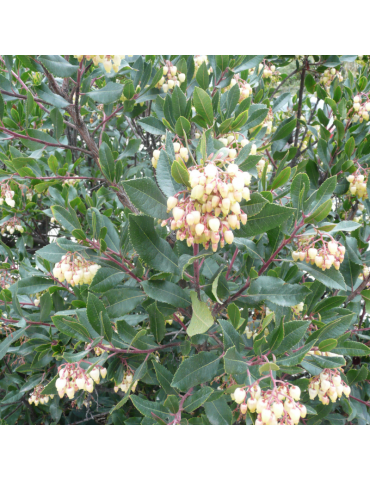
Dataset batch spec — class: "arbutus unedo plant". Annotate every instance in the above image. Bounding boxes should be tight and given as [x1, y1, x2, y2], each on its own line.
[0, 54, 370, 426]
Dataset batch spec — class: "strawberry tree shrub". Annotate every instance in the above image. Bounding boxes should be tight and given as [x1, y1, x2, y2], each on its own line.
[0, 55, 370, 425]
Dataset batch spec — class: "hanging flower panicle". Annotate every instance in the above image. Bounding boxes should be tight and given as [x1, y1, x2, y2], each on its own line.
[292, 234, 346, 272]
[232, 380, 307, 425]
[347, 170, 368, 200]
[28, 385, 54, 406]
[73, 55, 132, 73]
[56, 363, 107, 400]
[163, 151, 251, 251]
[0, 183, 16, 208]
[52, 253, 101, 287]
[1, 217, 24, 235]
[114, 371, 138, 393]
[308, 369, 350, 405]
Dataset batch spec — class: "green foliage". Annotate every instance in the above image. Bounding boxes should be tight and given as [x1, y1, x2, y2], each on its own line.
[0, 54, 369, 426]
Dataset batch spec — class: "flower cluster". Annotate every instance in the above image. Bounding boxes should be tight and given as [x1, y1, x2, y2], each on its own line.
[194, 55, 211, 75]
[320, 68, 344, 92]
[233, 381, 307, 425]
[151, 142, 189, 168]
[155, 62, 186, 93]
[163, 153, 250, 251]
[308, 369, 350, 404]
[56, 363, 107, 400]
[0, 184, 15, 208]
[73, 55, 132, 73]
[291, 302, 304, 316]
[52, 253, 101, 287]
[114, 371, 138, 393]
[29, 385, 54, 406]
[347, 172, 368, 200]
[1, 217, 24, 235]
[352, 95, 370, 123]
[226, 75, 253, 102]
[292, 237, 345, 272]
[217, 134, 257, 154]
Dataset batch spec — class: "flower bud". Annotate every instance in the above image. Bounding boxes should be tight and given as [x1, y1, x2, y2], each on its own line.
[209, 218, 220, 232]
[178, 73, 186, 83]
[290, 386, 301, 401]
[167, 196, 178, 210]
[247, 397, 257, 413]
[234, 388, 246, 405]
[240, 404, 248, 415]
[308, 248, 318, 260]
[195, 224, 205, 236]
[224, 231, 234, 245]
[153, 150, 160, 161]
[180, 148, 188, 160]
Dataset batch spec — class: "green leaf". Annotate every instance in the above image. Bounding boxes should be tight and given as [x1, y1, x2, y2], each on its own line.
[87, 82, 124, 104]
[244, 106, 268, 129]
[345, 136, 355, 158]
[319, 339, 338, 352]
[89, 268, 125, 294]
[124, 178, 168, 219]
[51, 204, 81, 232]
[50, 108, 64, 139]
[15, 277, 54, 295]
[224, 346, 248, 375]
[152, 361, 177, 396]
[99, 142, 115, 182]
[218, 319, 243, 352]
[276, 340, 316, 367]
[193, 87, 214, 126]
[129, 215, 179, 275]
[196, 62, 210, 90]
[183, 387, 213, 413]
[272, 118, 296, 141]
[270, 167, 291, 190]
[39, 55, 78, 77]
[147, 302, 166, 343]
[332, 341, 370, 357]
[39, 292, 52, 323]
[227, 304, 241, 329]
[130, 396, 171, 422]
[307, 312, 354, 343]
[170, 86, 186, 119]
[273, 321, 310, 356]
[313, 296, 346, 314]
[175, 117, 191, 138]
[187, 291, 214, 337]
[86, 293, 113, 342]
[238, 203, 294, 237]
[0, 328, 27, 361]
[305, 198, 333, 224]
[52, 315, 90, 342]
[204, 397, 232, 425]
[259, 362, 280, 374]
[171, 352, 220, 391]
[171, 160, 190, 187]
[0, 92, 4, 120]
[296, 262, 346, 291]
[142, 280, 191, 309]
[291, 173, 309, 209]
[105, 289, 146, 318]
[137, 117, 166, 135]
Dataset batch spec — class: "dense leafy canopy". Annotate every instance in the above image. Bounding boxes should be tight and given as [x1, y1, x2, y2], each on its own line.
[0, 54, 370, 425]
